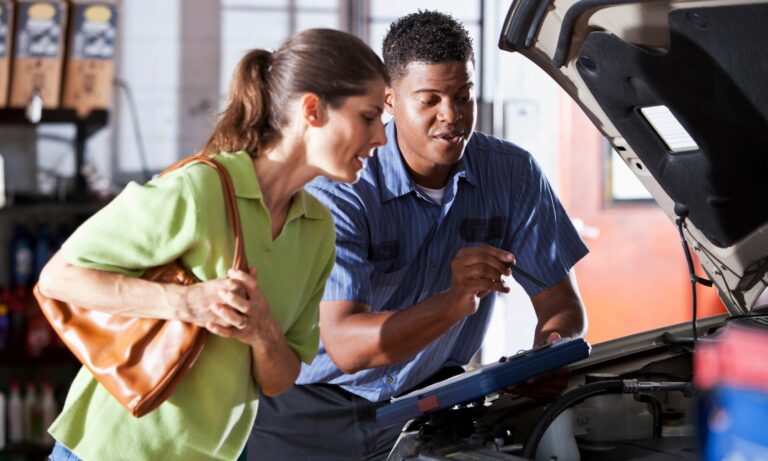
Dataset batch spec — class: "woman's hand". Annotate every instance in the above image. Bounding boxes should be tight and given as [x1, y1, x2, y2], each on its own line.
[208, 267, 301, 395]
[178, 277, 244, 326]
[206, 268, 278, 345]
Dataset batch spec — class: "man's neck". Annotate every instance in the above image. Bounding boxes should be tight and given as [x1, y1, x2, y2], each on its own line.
[404, 162, 452, 189]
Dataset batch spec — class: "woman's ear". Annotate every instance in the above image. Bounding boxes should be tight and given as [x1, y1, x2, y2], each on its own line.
[384, 86, 395, 116]
[300, 93, 327, 127]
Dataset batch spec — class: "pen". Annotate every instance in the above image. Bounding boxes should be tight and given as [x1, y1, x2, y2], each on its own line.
[507, 263, 548, 289]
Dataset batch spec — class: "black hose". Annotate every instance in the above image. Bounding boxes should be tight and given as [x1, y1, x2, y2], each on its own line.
[521, 380, 624, 459]
[673, 208, 713, 344]
[634, 393, 662, 438]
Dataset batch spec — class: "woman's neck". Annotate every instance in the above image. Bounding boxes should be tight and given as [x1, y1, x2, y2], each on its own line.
[252, 136, 315, 215]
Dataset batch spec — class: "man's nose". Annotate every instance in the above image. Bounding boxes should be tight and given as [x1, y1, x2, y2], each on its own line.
[437, 100, 462, 123]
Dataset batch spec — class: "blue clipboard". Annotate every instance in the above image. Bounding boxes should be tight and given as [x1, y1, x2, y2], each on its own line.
[375, 337, 591, 428]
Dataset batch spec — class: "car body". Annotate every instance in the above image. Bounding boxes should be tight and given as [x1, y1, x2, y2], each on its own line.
[384, 1, 768, 459]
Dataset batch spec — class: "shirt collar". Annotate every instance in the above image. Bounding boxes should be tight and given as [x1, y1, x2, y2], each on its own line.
[376, 121, 478, 203]
[215, 151, 323, 220]
[376, 122, 417, 202]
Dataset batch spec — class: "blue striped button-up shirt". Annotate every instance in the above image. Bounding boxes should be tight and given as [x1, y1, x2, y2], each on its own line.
[298, 121, 588, 402]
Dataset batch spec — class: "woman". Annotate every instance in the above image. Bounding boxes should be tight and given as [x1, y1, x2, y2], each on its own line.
[38, 28, 388, 461]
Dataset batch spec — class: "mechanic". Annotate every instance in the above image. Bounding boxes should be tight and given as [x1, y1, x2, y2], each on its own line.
[248, 10, 589, 461]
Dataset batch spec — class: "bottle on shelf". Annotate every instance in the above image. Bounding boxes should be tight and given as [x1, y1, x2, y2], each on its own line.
[55, 223, 72, 250]
[26, 304, 53, 357]
[23, 381, 43, 443]
[0, 301, 9, 350]
[8, 380, 23, 444]
[10, 223, 35, 287]
[34, 222, 54, 282]
[41, 380, 58, 447]
[0, 152, 6, 209]
[7, 287, 26, 352]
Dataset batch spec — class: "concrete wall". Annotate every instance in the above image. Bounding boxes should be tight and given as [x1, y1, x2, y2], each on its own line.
[113, 0, 220, 183]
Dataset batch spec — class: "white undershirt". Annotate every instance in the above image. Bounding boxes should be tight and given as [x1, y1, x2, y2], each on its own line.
[416, 184, 447, 205]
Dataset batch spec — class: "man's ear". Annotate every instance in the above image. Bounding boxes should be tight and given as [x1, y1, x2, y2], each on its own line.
[300, 92, 327, 126]
[384, 86, 395, 116]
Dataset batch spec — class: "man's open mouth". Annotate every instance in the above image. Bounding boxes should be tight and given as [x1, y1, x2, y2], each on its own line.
[433, 132, 465, 145]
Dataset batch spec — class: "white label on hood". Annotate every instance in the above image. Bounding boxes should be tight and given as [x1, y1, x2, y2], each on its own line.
[640, 105, 699, 153]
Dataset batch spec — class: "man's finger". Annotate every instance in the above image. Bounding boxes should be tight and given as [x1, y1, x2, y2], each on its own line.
[547, 331, 562, 343]
[457, 245, 515, 265]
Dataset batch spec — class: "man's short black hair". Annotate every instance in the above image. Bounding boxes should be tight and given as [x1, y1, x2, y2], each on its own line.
[382, 10, 474, 82]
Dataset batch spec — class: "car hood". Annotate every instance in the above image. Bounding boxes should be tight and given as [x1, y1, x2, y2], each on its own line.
[499, 0, 768, 315]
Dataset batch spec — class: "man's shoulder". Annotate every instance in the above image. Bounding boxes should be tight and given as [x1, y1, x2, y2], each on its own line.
[465, 131, 541, 182]
[305, 172, 380, 210]
[468, 131, 531, 160]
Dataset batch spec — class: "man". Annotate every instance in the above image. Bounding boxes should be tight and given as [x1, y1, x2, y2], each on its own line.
[248, 10, 588, 460]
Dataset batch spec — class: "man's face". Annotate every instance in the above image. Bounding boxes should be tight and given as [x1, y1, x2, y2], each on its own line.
[385, 60, 476, 188]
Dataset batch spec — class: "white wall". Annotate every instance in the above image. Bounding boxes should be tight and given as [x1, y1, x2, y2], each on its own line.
[479, 0, 562, 363]
[113, 0, 182, 178]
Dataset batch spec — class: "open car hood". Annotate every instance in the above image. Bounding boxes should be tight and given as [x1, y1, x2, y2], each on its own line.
[500, 0, 768, 315]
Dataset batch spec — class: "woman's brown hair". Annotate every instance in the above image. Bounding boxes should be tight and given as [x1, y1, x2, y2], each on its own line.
[201, 28, 389, 157]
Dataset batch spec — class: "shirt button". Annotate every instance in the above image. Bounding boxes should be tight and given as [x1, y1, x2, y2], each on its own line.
[385, 376, 394, 384]
[428, 263, 436, 271]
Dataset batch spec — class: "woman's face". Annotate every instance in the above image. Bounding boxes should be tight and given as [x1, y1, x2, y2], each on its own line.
[308, 79, 387, 183]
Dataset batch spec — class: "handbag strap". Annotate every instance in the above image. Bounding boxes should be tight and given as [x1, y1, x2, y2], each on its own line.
[159, 155, 249, 272]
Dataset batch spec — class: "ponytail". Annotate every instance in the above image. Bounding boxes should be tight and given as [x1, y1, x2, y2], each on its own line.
[201, 49, 275, 157]
[201, 29, 389, 159]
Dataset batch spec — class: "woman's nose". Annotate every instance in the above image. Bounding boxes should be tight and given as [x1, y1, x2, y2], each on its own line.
[370, 121, 386, 148]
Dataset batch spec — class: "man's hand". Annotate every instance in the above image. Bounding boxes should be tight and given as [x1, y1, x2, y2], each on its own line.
[446, 245, 514, 317]
[320, 245, 516, 372]
[508, 332, 572, 400]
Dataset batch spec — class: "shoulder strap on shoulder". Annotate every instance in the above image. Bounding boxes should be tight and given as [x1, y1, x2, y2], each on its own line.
[161, 156, 249, 271]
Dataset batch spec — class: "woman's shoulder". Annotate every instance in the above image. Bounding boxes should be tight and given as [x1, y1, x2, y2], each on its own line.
[161, 154, 228, 184]
[301, 190, 335, 226]
[156, 152, 250, 202]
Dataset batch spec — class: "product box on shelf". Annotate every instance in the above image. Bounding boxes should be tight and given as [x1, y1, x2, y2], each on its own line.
[9, 0, 68, 109]
[61, 0, 116, 116]
[0, 0, 12, 107]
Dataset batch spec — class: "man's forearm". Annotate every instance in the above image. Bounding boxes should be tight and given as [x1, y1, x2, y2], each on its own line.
[533, 301, 586, 344]
[531, 271, 587, 345]
[322, 291, 467, 373]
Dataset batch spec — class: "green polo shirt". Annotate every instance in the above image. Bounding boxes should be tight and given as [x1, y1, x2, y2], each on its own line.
[48, 151, 335, 461]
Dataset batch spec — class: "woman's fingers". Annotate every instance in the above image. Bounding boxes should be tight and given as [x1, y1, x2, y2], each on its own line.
[210, 303, 247, 329]
[226, 268, 269, 308]
[206, 321, 242, 338]
[217, 288, 251, 315]
[200, 268, 273, 342]
[227, 268, 257, 291]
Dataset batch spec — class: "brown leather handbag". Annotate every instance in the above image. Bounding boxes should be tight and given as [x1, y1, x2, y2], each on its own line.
[34, 155, 249, 418]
